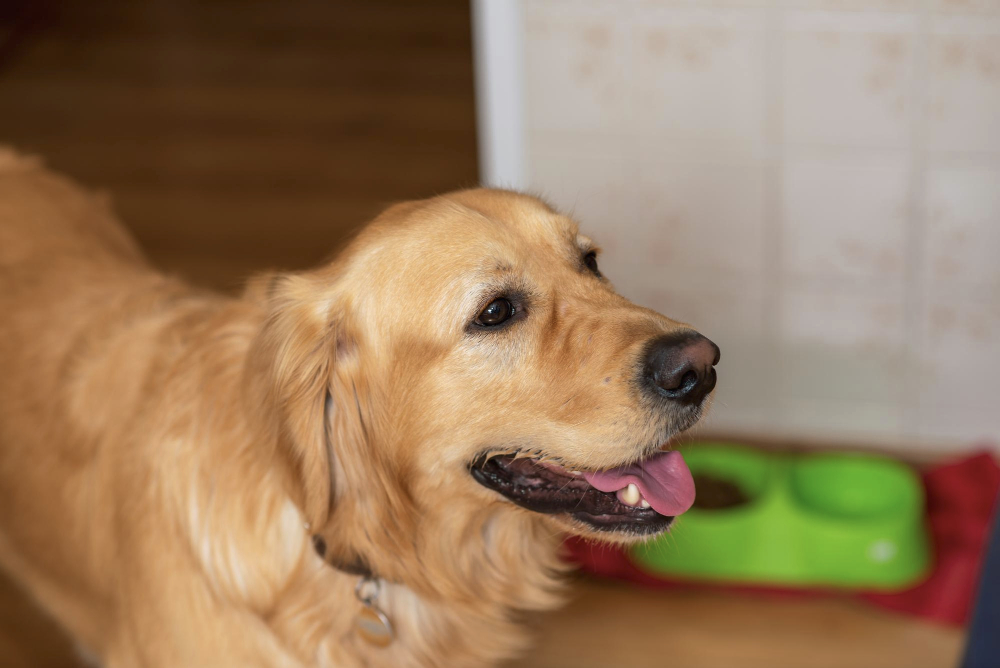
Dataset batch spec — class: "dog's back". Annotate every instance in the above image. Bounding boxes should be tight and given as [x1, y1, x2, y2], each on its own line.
[0, 149, 174, 652]
[0, 151, 309, 666]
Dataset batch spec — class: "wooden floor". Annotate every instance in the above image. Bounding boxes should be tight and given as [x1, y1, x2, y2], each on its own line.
[520, 577, 963, 668]
[0, 1, 967, 666]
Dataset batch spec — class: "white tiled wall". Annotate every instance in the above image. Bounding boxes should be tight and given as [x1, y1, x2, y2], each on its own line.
[475, 0, 1000, 450]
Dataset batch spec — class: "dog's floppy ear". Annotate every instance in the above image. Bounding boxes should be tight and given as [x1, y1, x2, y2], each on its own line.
[246, 272, 355, 530]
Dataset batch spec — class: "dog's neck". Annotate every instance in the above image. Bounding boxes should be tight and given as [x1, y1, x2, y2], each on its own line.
[190, 440, 570, 667]
[268, 502, 569, 667]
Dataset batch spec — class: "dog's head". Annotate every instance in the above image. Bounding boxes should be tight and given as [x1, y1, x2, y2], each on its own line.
[248, 189, 719, 586]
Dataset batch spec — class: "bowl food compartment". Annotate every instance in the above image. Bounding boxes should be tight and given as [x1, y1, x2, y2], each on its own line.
[790, 455, 918, 521]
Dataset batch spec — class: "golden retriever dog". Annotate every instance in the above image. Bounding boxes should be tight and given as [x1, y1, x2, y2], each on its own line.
[0, 148, 719, 667]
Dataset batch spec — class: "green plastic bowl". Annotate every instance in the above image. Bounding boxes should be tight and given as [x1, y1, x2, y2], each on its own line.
[631, 443, 930, 590]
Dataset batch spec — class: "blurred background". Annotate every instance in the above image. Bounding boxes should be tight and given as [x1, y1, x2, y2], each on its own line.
[0, 0, 478, 286]
[481, 0, 1000, 452]
[2, 0, 998, 666]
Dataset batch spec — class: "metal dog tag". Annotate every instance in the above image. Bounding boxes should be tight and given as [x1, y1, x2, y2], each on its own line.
[355, 604, 394, 648]
[354, 576, 394, 648]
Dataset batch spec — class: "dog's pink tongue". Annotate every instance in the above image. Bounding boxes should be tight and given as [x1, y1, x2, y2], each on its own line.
[583, 450, 696, 517]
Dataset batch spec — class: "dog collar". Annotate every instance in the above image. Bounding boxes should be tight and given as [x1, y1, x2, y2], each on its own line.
[312, 534, 376, 578]
[310, 533, 395, 648]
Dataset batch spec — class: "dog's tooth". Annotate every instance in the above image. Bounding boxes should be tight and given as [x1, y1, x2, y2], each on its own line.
[620, 483, 641, 506]
[639, 498, 651, 509]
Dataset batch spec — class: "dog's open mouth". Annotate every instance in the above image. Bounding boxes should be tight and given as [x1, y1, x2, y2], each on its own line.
[470, 449, 696, 535]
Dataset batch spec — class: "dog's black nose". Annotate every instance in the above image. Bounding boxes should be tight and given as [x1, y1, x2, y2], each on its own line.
[643, 331, 720, 405]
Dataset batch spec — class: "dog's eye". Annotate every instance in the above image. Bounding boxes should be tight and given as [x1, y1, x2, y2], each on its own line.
[476, 298, 514, 327]
[583, 251, 601, 278]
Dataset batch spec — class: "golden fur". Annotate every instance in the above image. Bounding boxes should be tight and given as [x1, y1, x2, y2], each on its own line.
[0, 149, 708, 667]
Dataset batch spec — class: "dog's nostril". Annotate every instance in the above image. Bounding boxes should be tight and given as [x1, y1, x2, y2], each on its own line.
[655, 364, 701, 395]
[678, 369, 699, 393]
[659, 367, 698, 393]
